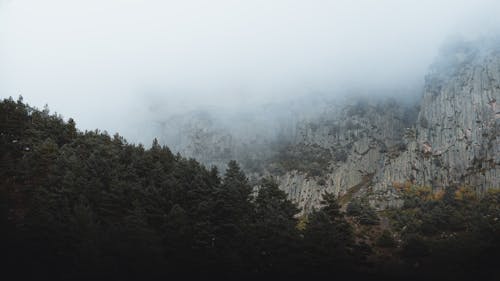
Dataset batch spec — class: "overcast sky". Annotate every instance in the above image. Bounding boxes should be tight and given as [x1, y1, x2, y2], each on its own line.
[1, 0, 500, 143]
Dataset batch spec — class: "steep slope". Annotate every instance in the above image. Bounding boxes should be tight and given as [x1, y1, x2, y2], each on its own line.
[370, 39, 500, 207]
[159, 38, 500, 213]
[156, 97, 328, 172]
[270, 98, 418, 213]
[279, 39, 500, 212]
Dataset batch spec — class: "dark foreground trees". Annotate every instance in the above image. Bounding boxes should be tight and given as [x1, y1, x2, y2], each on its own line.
[251, 178, 301, 273]
[304, 192, 355, 271]
[1, 97, 499, 280]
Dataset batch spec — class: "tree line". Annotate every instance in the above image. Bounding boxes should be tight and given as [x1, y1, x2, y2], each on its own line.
[1, 96, 498, 280]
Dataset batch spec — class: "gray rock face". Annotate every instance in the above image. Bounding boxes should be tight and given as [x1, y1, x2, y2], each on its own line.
[157, 100, 318, 172]
[283, 39, 500, 211]
[161, 111, 234, 169]
[273, 98, 417, 213]
[160, 38, 500, 213]
[371, 39, 500, 207]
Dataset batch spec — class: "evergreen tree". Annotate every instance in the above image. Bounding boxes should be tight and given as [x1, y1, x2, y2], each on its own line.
[2, 97, 499, 280]
[303, 192, 354, 272]
[208, 161, 254, 270]
[251, 177, 301, 273]
[346, 197, 380, 225]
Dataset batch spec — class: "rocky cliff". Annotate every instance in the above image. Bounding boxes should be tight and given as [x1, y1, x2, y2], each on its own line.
[265, 98, 418, 213]
[370, 39, 500, 208]
[159, 38, 500, 213]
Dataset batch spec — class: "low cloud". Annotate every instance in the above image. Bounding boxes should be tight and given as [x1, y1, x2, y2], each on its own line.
[1, 0, 500, 143]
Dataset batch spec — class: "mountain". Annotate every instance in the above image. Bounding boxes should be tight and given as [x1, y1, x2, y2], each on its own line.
[371, 38, 500, 206]
[1, 38, 499, 281]
[159, 38, 500, 213]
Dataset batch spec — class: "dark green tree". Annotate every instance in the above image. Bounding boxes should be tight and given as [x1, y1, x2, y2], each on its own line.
[303, 192, 354, 272]
[376, 230, 396, 248]
[209, 161, 254, 271]
[251, 177, 301, 273]
[346, 197, 379, 225]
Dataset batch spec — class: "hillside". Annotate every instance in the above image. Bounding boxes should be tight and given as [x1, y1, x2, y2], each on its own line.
[1, 96, 499, 280]
[1, 38, 499, 280]
[158, 38, 500, 213]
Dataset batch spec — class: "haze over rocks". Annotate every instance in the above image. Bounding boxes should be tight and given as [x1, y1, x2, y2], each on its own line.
[160, 38, 500, 213]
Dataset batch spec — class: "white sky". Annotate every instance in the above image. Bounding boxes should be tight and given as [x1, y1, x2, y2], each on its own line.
[1, 0, 499, 142]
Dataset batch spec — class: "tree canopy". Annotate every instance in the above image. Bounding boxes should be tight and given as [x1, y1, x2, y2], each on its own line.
[0, 96, 498, 280]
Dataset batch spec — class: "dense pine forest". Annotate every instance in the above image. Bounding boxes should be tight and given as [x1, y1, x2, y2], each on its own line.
[1, 96, 499, 280]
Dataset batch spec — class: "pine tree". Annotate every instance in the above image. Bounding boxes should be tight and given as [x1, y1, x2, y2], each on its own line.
[346, 197, 379, 225]
[303, 192, 354, 272]
[207, 161, 254, 270]
[251, 177, 301, 273]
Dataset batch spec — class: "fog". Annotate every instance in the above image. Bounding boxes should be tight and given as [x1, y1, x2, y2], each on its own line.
[1, 0, 500, 144]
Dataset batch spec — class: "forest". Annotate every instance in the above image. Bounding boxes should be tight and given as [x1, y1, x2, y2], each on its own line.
[1, 96, 499, 280]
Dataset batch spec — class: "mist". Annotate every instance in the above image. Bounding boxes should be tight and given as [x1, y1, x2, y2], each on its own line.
[1, 0, 500, 144]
